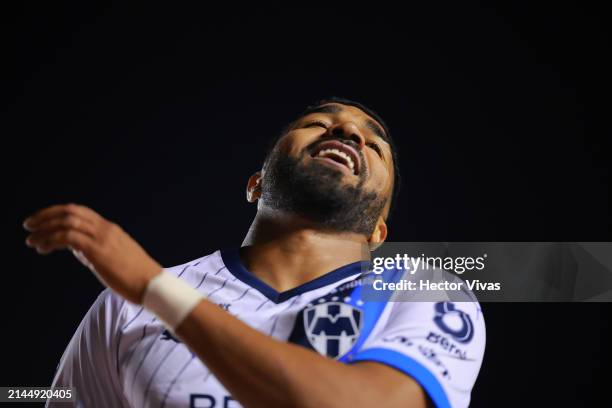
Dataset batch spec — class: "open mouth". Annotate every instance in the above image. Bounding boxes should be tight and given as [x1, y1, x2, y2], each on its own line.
[310, 140, 361, 175]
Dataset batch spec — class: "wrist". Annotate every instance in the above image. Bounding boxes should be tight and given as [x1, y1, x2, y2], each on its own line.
[142, 269, 206, 331]
[136, 263, 164, 304]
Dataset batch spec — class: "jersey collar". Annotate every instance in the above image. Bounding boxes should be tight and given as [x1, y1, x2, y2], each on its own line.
[220, 247, 365, 303]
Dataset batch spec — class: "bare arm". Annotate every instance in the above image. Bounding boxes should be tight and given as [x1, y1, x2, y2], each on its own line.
[24, 204, 428, 408]
[175, 298, 427, 408]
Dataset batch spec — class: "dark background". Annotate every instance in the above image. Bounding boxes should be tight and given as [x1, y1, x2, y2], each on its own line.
[2, 3, 610, 407]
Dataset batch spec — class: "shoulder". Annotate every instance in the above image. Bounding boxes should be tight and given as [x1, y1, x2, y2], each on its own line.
[164, 250, 224, 281]
[93, 250, 224, 325]
[353, 300, 485, 408]
[379, 263, 485, 341]
[386, 300, 485, 346]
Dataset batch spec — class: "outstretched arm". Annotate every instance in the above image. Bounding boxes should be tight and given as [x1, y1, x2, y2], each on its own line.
[174, 292, 426, 408]
[24, 204, 428, 408]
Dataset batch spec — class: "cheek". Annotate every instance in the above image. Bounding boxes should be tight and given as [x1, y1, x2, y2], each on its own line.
[365, 153, 392, 194]
[279, 130, 321, 158]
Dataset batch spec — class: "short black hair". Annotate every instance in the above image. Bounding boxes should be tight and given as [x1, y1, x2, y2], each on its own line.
[264, 97, 401, 223]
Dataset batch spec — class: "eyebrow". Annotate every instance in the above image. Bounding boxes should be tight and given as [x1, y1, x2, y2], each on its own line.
[305, 104, 389, 142]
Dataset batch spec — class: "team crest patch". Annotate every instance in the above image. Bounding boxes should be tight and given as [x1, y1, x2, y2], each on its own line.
[303, 301, 363, 359]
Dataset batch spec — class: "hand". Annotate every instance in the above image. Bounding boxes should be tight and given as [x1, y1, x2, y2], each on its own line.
[23, 203, 162, 304]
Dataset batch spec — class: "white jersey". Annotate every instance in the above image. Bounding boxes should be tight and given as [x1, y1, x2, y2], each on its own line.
[48, 248, 485, 408]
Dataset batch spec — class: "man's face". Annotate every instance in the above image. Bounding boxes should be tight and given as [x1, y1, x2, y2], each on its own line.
[259, 103, 395, 235]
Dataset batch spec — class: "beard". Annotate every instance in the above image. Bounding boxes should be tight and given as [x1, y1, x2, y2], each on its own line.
[260, 145, 387, 235]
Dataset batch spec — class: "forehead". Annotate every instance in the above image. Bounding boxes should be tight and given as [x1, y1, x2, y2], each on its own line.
[300, 103, 388, 142]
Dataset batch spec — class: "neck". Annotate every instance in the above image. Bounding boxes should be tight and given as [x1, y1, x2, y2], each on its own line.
[239, 208, 369, 292]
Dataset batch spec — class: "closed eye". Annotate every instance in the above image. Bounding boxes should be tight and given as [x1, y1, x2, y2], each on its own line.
[367, 142, 383, 157]
[305, 120, 329, 129]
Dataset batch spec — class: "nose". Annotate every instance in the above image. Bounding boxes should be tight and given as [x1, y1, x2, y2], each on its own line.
[328, 122, 365, 150]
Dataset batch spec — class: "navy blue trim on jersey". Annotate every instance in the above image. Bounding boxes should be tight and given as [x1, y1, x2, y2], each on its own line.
[220, 248, 364, 303]
[339, 267, 404, 362]
[349, 348, 451, 408]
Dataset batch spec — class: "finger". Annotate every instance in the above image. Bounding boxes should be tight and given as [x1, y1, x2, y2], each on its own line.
[26, 218, 98, 248]
[24, 204, 103, 230]
[32, 229, 96, 255]
[24, 204, 73, 229]
[25, 213, 97, 236]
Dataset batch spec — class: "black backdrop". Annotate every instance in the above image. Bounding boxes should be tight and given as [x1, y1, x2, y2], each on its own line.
[2, 3, 610, 407]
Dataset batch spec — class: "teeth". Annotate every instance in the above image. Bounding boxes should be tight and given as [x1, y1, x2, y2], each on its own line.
[317, 148, 355, 171]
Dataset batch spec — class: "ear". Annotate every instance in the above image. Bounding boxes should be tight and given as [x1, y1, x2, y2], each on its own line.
[368, 216, 388, 252]
[246, 171, 263, 203]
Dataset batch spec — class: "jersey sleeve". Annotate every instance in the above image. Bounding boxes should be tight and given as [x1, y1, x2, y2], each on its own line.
[347, 301, 485, 408]
[47, 289, 130, 408]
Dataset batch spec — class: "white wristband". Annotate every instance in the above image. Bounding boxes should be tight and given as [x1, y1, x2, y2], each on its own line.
[143, 270, 205, 331]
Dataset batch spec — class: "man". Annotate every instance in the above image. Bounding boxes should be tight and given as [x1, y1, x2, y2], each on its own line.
[24, 98, 485, 407]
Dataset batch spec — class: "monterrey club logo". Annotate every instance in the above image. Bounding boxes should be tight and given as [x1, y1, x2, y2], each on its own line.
[433, 302, 474, 344]
[303, 301, 363, 359]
